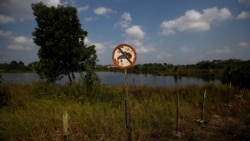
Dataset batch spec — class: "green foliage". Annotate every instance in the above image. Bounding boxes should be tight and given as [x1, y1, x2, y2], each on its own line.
[0, 61, 32, 72]
[32, 2, 97, 83]
[222, 60, 250, 89]
[0, 74, 2, 83]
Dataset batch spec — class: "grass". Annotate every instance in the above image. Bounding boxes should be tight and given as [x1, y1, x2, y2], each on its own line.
[0, 82, 250, 140]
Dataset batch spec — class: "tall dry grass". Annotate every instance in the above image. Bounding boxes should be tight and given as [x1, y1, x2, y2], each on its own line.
[0, 82, 249, 140]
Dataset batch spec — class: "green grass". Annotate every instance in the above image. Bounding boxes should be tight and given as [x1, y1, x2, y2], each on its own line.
[0, 82, 250, 140]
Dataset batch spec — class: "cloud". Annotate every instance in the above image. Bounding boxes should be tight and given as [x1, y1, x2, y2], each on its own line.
[115, 12, 132, 28]
[84, 37, 105, 55]
[206, 46, 232, 55]
[125, 25, 145, 47]
[0, 0, 61, 21]
[238, 41, 250, 48]
[180, 46, 194, 52]
[0, 30, 12, 37]
[237, 11, 250, 19]
[94, 42, 105, 55]
[43, 0, 60, 6]
[8, 36, 35, 51]
[137, 45, 155, 54]
[84, 17, 97, 22]
[238, 0, 250, 6]
[77, 5, 89, 13]
[116, 13, 154, 54]
[0, 30, 35, 51]
[122, 22, 154, 53]
[94, 7, 116, 16]
[0, 14, 15, 24]
[160, 7, 232, 35]
[157, 52, 172, 59]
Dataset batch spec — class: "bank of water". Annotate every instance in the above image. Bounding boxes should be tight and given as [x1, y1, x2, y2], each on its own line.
[1, 72, 220, 88]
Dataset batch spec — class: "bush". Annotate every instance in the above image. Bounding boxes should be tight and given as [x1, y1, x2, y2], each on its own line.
[0, 74, 2, 83]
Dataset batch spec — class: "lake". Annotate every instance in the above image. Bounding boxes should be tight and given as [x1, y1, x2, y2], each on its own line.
[1, 72, 220, 88]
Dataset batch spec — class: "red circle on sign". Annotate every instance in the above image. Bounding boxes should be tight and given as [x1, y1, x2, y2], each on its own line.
[112, 44, 137, 69]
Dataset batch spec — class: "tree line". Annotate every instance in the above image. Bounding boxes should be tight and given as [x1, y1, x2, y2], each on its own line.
[1, 58, 250, 89]
[98, 59, 250, 89]
[1, 3, 249, 89]
[0, 61, 34, 72]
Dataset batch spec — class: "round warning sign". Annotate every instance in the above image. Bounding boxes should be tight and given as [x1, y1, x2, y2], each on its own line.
[112, 44, 137, 69]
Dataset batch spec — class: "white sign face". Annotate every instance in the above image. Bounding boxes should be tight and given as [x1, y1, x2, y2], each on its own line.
[112, 44, 137, 69]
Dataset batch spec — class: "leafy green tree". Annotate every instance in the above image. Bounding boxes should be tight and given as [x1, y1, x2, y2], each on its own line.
[32, 2, 97, 83]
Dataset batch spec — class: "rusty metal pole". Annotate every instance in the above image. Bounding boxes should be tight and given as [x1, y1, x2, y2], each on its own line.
[124, 69, 131, 141]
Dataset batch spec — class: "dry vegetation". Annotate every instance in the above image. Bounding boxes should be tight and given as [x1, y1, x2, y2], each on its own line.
[0, 82, 249, 141]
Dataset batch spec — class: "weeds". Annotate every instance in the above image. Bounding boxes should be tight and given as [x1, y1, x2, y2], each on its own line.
[0, 82, 249, 140]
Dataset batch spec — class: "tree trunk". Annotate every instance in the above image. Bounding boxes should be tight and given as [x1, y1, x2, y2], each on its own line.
[68, 73, 72, 83]
[71, 72, 75, 80]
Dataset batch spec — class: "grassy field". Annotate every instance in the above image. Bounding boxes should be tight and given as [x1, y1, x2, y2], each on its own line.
[0, 82, 250, 141]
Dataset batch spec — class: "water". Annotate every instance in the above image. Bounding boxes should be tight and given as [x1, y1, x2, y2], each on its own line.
[1, 72, 220, 88]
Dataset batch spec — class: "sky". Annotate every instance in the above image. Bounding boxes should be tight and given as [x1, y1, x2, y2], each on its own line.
[0, 0, 250, 65]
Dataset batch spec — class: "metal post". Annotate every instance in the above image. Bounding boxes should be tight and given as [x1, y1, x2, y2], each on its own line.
[201, 89, 206, 121]
[227, 82, 231, 104]
[176, 93, 179, 133]
[124, 69, 131, 141]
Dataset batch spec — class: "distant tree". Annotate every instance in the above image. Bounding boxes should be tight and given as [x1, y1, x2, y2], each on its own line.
[32, 2, 97, 83]
[0, 74, 2, 83]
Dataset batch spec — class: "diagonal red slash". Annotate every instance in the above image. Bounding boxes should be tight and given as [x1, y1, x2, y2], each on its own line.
[118, 47, 133, 64]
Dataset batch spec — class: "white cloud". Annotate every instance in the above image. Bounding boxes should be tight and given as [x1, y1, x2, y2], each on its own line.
[43, 0, 60, 6]
[84, 17, 97, 22]
[115, 12, 132, 28]
[121, 12, 132, 21]
[0, 0, 61, 21]
[160, 7, 232, 35]
[84, 37, 105, 55]
[116, 13, 154, 54]
[238, 0, 250, 6]
[157, 52, 172, 59]
[136, 46, 155, 54]
[0, 30, 12, 37]
[94, 42, 105, 55]
[206, 46, 232, 54]
[125, 25, 145, 40]
[0, 14, 15, 24]
[94, 7, 116, 16]
[77, 5, 89, 13]
[180, 46, 194, 52]
[84, 37, 90, 44]
[14, 36, 33, 44]
[125, 25, 145, 47]
[8, 44, 31, 51]
[238, 41, 250, 48]
[8, 36, 35, 51]
[237, 11, 250, 19]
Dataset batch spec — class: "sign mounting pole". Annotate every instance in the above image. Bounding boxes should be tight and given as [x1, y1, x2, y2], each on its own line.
[112, 44, 136, 141]
[124, 68, 131, 141]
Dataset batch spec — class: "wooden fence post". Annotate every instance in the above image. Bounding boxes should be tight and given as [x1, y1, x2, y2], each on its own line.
[63, 111, 69, 141]
[201, 89, 206, 121]
[176, 93, 179, 133]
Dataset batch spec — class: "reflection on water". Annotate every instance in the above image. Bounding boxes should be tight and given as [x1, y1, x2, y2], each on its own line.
[1, 72, 220, 88]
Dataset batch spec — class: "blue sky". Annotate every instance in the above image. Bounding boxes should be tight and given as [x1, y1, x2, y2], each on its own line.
[0, 0, 250, 65]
